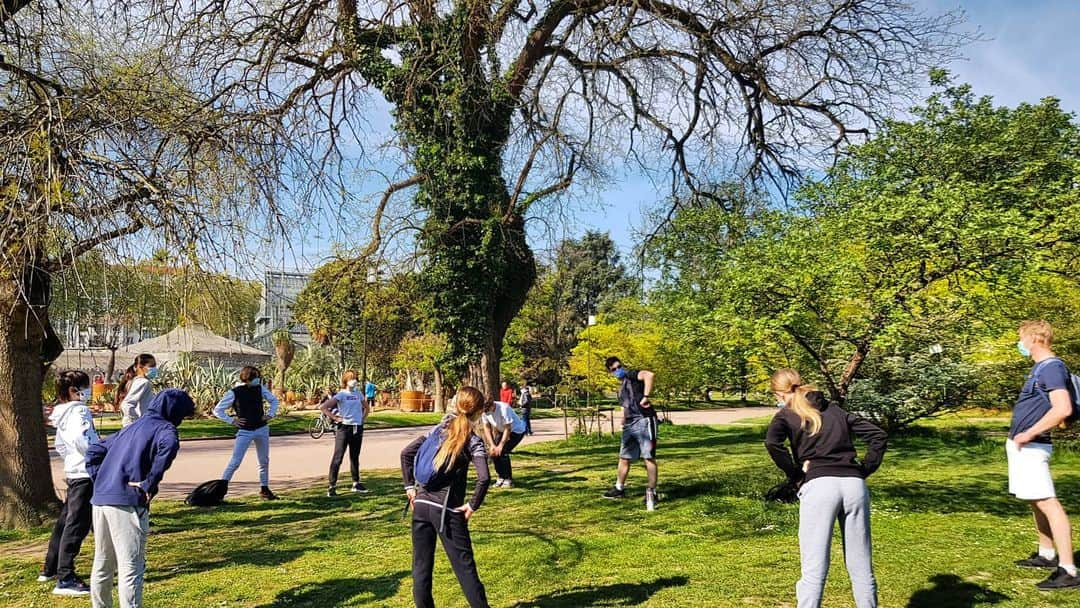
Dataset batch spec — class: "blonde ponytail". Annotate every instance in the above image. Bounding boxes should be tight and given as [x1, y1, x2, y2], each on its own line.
[433, 386, 485, 470]
[771, 368, 822, 435]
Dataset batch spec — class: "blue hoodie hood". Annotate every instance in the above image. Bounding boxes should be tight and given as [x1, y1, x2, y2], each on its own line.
[146, 388, 195, 426]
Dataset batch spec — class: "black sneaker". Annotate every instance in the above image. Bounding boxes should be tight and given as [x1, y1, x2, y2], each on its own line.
[327, 486, 337, 497]
[260, 487, 279, 501]
[1037, 567, 1080, 591]
[53, 577, 90, 596]
[1017, 552, 1059, 569]
[603, 487, 626, 499]
[351, 482, 369, 494]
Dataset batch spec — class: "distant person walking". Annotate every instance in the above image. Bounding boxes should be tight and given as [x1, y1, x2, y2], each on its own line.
[39, 370, 99, 597]
[482, 399, 527, 488]
[365, 379, 378, 405]
[402, 386, 492, 608]
[499, 381, 514, 405]
[765, 368, 887, 608]
[518, 385, 534, 435]
[321, 370, 371, 496]
[116, 354, 157, 427]
[1008, 320, 1080, 590]
[87, 389, 194, 608]
[601, 356, 658, 510]
[213, 366, 280, 500]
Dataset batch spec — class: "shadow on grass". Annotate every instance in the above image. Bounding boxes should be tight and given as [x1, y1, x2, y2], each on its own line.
[906, 574, 1009, 607]
[873, 475, 1080, 517]
[482, 530, 584, 569]
[511, 575, 690, 607]
[147, 547, 306, 582]
[256, 571, 408, 607]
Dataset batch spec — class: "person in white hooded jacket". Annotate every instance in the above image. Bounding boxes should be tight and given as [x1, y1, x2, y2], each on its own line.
[39, 370, 99, 597]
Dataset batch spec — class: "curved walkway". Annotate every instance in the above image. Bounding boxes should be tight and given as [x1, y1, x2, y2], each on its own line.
[50, 407, 773, 500]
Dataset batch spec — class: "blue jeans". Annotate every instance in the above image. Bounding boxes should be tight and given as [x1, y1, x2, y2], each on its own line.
[222, 426, 270, 486]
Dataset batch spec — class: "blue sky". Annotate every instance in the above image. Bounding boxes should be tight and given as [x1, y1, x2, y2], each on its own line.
[272, 0, 1080, 274]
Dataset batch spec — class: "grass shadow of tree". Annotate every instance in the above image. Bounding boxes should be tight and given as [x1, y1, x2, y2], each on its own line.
[256, 571, 409, 607]
[906, 574, 1009, 607]
[510, 575, 690, 607]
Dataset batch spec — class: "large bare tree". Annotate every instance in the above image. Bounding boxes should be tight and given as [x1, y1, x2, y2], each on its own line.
[0, 10, 297, 526]
[169, 0, 962, 396]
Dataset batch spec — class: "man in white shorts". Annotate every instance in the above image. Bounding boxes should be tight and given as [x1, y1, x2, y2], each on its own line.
[1008, 320, 1079, 591]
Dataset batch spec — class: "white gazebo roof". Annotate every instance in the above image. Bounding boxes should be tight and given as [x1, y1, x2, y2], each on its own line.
[123, 323, 271, 365]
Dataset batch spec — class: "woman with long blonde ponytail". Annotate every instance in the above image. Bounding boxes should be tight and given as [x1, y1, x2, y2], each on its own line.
[765, 368, 888, 608]
[401, 386, 492, 608]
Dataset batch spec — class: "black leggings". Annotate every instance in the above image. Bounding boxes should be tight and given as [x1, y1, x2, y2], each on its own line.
[412, 501, 489, 608]
[43, 478, 93, 580]
[493, 432, 525, 481]
[329, 424, 363, 486]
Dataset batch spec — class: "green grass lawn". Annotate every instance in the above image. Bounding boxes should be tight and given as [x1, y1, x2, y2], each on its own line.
[10, 421, 1080, 607]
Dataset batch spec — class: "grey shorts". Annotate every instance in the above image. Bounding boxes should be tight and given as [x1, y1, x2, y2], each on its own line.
[620, 417, 658, 460]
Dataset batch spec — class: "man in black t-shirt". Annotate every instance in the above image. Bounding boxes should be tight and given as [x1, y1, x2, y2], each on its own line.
[601, 356, 659, 511]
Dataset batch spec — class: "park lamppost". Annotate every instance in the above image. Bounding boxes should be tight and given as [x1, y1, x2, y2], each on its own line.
[361, 265, 378, 386]
[586, 314, 597, 410]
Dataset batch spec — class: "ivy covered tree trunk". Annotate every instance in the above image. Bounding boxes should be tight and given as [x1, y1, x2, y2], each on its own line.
[0, 268, 60, 528]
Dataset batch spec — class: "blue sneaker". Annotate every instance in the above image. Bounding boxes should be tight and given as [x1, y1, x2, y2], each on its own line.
[52, 576, 90, 596]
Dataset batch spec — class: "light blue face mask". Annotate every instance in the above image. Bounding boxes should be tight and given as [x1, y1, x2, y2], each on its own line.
[776, 400, 786, 409]
[1017, 340, 1031, 358]
[250, 377, 261, 387]
[78, 388, 92, 403]
[146, 367, 159, 380]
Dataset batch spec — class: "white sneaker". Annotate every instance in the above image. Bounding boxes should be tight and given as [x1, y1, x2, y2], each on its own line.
[494, 479, 505, 488]
[502, 480, 513, 488]
[645, 489, 657, 512]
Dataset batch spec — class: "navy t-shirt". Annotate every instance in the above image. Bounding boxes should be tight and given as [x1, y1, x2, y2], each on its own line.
[1010, 358, 1070, 444]
[619, 370, 655, 424]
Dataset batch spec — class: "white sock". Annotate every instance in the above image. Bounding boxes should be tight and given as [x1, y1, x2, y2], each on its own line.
[614, 482, 624, 491]
[1039, 546, 1057, 560]
[1063, 564, 1078, 577]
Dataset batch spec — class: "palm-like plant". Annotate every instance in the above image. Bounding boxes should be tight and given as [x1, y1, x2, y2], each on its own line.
[272, 329, 295, 391]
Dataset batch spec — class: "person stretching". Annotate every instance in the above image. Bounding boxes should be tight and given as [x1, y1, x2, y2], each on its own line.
[765, 368, 887, 608]
[482, 399, 527, 488]
[40, 370, 99, 596]
[402, 386, 492, 608]
[1008, 320, 1080, 590]
[322, 369, 371, 496]
[213, 366, 280, 500]
[601, 356, 659, 511]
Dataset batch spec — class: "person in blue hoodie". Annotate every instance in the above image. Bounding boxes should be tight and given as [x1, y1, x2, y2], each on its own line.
[85, 388, 194, 608]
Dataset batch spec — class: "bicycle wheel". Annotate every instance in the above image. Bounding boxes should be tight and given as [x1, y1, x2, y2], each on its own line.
[309, 415, 326, 439]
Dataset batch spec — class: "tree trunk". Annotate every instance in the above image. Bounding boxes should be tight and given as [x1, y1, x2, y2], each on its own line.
[433, 365, 445, 413]
[0, 276, 61, 528]
[106, 346, 117, 380]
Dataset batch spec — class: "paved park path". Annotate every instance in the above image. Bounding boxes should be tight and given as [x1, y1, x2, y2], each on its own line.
[50, 407, 773, 500]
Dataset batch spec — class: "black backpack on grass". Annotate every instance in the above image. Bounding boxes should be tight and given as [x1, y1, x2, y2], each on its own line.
[185, 479, 228, 507]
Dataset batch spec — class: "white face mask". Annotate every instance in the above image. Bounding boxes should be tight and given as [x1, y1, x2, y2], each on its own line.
[347, 379, 359, 392]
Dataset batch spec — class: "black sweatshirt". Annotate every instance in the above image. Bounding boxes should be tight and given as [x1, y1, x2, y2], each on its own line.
[765, 391, 888, 484]
[401, 429, 491, 512]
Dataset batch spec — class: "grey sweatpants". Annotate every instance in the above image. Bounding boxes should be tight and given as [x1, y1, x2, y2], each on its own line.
[91, 504, 149, 608]
[796, 476, 877, 608]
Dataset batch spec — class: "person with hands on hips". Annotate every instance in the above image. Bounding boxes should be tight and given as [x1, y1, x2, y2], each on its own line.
[401, 386, 492, 608]
[321, 369, 371, 497]
[85, 388, 195, 608]
[601, 356, 659, 511]
[1007, 320, 1080, 591]
[764, 368, 887, 608]
[213, 366, 280, 500]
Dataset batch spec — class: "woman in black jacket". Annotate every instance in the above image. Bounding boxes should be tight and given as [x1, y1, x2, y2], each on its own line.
[401, 386, 492, 608]
[765, 368, 887, 608]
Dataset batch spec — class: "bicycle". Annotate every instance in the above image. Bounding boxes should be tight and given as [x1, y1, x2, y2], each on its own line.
[308, 411, 338, 439]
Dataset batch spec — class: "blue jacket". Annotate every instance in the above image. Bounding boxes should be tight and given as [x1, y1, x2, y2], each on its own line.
[86, 388, 195, 507]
